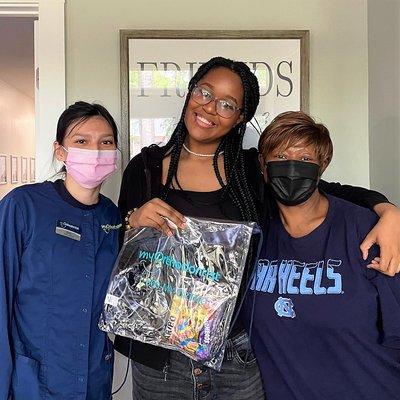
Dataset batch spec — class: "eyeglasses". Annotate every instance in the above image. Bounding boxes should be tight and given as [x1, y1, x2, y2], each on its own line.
[190, 85, 242, 119]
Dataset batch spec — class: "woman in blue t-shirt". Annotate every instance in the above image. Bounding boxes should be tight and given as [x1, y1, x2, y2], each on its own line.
[242, 111, 400, 400]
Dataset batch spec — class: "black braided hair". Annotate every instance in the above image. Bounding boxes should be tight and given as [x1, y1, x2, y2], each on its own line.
[161, 56, 260, 223]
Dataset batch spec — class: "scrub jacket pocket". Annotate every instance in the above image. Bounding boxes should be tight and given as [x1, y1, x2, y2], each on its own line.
[12, 353, 45, 400]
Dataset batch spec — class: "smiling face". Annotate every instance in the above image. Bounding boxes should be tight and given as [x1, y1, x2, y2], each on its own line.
[184, 67, 244, 145]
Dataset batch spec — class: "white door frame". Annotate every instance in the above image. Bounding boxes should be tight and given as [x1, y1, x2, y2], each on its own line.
[0, 1, 39, 16]
[0, 0, 66, 180]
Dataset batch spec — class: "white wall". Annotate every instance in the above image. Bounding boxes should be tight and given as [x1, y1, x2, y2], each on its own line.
[64, 1, 371, 397]
[0, 17, 34, 98]
[0, 79, 35, 198]
[368, 0, 400, 205]
[65, 0, 371, 206]
[0, 17, 35, 199]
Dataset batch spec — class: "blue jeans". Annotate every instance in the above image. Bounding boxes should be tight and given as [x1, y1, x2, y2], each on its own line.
[131, 331, 265, 400]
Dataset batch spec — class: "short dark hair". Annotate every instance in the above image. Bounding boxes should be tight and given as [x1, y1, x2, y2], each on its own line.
[56, 101, 118, 145]
[259, 111, 333, 168]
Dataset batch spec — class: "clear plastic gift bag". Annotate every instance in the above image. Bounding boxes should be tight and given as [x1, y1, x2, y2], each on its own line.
[99, 216, 258, 370]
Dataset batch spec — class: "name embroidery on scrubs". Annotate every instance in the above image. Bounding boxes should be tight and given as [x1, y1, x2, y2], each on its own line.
[101, 223, 122, 233]
[55, 220, 81, 241]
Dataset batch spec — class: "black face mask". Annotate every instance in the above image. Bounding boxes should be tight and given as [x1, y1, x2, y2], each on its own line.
[266, 160, 320, 206]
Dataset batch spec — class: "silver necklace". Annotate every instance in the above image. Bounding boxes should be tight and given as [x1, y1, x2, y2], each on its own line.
[183, 143, 224, 158]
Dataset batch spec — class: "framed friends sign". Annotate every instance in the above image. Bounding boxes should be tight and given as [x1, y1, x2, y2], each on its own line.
[120, 30, 309, 168]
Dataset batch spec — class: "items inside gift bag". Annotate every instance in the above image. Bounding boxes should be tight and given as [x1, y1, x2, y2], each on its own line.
[99, 216, 258, 370]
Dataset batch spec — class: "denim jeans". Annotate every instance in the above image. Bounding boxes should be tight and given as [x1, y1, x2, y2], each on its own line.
[131, 331, 265, 400]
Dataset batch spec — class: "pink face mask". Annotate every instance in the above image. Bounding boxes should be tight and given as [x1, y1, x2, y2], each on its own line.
[63, 147, 118, 189]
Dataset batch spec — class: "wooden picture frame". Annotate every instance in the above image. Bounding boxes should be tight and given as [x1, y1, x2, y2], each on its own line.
[120, 30, 310, 169]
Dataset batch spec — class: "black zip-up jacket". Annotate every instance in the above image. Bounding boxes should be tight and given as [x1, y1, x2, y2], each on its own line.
[115, 144, 389, 370]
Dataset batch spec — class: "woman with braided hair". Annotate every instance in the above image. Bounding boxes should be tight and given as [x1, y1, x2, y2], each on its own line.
[116, 56, 400, 399]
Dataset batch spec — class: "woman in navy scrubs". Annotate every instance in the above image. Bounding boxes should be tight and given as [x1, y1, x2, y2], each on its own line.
[0, 101, 121, 400]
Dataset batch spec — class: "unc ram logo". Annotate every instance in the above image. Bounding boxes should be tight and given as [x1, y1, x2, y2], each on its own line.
[274, 297, 296, 318]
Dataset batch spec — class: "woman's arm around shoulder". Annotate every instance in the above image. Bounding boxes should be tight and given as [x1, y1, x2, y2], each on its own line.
[322, 180, 400, 276]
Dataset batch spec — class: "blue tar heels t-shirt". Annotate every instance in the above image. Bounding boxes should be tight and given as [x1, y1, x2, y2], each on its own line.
[242, 195, 400, 400]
